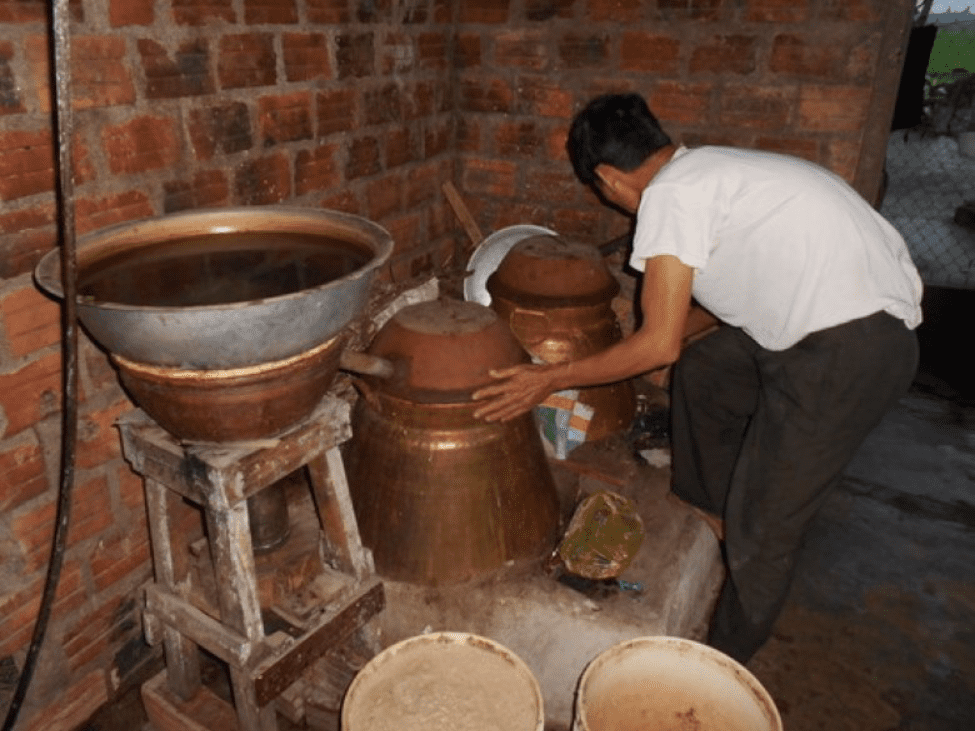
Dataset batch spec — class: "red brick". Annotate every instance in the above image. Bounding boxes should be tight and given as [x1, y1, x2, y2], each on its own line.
[364, 83, 403, 126]
[847, 34, 881, 84]
[756, 135, 820, 162]
[1, 285, 61, 357]
[109, 0, 153, 25]
[386, 127, 418, 168]
[496, 120, 546, 159]
[460, 77, 513, 113]
[234, 153, 291, 204]
[172, 0, 235, 25]
[380, 32, 414, 76]
[346, 136, 381, 180]
[826, 138, 860, 183]
[76, 400, 131, 469]
[295, 144, 340, 196]
[306, 0, 351, 23]
[462, 158, 518, 198]
[525, 168, 585, 206]
[0, 438, 48, 512]
[656, 0, 722, 21]
[0, 563, 85, 656]
[90, 531, 151, 593]
[798, 85, 871, 133]
[13, 474, 113, 573]
[770, 34, 847, 79]
[0, 129, 54, 201]
[587, 0, 643, 22]
[719, 84, 795, 130]
[454, 34, 481, 68]
[23, 35, 51, 113]
[218, 33, 276, 89]
[64, 594, 139, 671]
[690, 35, 757, 75]
[317, 89, 356, 136]
[117, 464, 145, 511]
[365, 175, 403, 221]
[102, 116, 181, 175]
[621, 32, 681, 75]
[319, 189, 360, 214]
[139, 38, 215, 99]
[553, 206, 602, 239]
[649, 81, 714, 125]
[0, 42, 25, 115]
[0, 206, 56, 279]
[745, 0, 809, 22]
[0, 352, 61, 438]
[74, 190, 154, 236]
[244, 0, 297, 23]
[336, 33, 375, 80]
[163, 169, 230, 213]
[82, 338, 124, 397]
[283, 33, 331, 82]
[517, 77, 572, 119]
[259, 92, 313, 145]
[386, 211, 424, 259]
[425, 122, 451, 159]
[405, 163, 440, 209]
[457, 117, 481, 152]
[188, 101, 253, 160]
[546, 125, 570, 162]
[23, 669, 107, 731]
[525, 0, 573, 21]
[558, 34, 610, 70]
[404, 81, 438, 120]
[819, 0, 882, 22]
[458, 0, 510, 23]
[71, 129, 96, 184]
[417, 31, 449, 70]
[72, 36, 137, 110]
[495, 31, 549, 71]
[0, 0, 47, 23]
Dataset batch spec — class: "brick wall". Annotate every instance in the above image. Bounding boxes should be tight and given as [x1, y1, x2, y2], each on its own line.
[456, 0, 912, 245]
[0, 0, 911, 727]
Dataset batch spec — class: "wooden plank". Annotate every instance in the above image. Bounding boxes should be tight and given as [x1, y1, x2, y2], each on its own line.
[142, 669, 241, 731]
[253, 580, 384, 707]
[144, 479, 202, 700]
[306, 447, 372, 579]
[442, 181, 484, 247]
[145, 585, 253, 667]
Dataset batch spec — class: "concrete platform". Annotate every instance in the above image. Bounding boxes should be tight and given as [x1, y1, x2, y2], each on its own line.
[371, 434, 723, 728]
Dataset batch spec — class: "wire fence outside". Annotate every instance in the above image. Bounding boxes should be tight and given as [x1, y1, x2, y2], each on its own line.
[880, 130, 975, 289]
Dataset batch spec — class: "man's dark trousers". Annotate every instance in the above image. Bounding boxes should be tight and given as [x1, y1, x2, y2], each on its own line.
[669, 311, 919, 663]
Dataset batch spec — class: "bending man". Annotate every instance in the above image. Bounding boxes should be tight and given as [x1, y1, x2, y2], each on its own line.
[472, 92, 922, 664]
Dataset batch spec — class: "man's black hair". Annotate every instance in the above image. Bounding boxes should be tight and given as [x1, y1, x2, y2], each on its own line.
[567, 93, 673, 186]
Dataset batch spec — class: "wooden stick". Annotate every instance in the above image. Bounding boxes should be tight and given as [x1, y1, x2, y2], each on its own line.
[442, 181, 484, 246]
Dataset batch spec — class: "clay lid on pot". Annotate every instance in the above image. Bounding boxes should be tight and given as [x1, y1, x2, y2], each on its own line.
[486, 234, 619, 306]
[364, 298, 529, 402]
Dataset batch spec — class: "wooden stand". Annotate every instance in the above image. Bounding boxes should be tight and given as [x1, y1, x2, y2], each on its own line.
[119, 395, 384, 731]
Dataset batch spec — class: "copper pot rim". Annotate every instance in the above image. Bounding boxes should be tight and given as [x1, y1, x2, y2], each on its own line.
[112, 333, 344, 380]
[486, 275, 619, 308]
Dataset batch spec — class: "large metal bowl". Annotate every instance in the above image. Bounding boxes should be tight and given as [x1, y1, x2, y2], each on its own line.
[35, 206, 394, 369]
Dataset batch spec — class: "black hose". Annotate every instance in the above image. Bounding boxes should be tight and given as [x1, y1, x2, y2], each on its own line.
[1, 0, 79, 728]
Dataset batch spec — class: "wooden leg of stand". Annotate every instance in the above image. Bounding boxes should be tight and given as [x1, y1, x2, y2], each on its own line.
[145, 479, 202, 701]
[306, 447, 372, 579]
[205, 500, 276, 731]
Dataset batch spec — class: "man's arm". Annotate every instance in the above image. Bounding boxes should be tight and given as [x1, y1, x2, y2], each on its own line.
[472, 254, 694, 421]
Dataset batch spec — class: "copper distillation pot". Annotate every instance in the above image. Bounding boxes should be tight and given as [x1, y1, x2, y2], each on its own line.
[486, 234, 636, 441]
[343, 298, 561, 586]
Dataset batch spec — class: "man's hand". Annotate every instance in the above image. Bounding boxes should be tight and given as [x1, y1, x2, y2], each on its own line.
[471, 363, 560, 422]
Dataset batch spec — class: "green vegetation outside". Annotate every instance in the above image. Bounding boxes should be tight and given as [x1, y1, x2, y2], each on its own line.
[927, 27, 975, 86]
